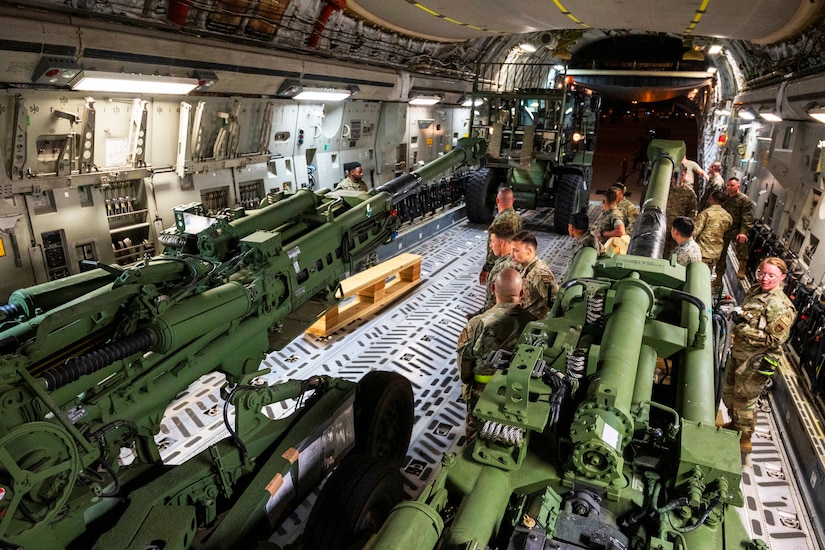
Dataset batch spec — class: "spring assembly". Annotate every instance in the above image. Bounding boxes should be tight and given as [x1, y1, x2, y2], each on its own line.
[566, 348, 587, 379]
[41, 329, 156, 391]
[0, 303, 24, 321]
[586, 292, 606, 326]
[480, 421, 525, 447]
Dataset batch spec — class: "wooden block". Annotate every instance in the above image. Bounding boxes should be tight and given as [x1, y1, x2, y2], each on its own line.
[306, 253, 422, 336]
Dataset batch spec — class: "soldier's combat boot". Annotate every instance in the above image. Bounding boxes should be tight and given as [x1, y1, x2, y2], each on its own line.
[737, 261, 747, 280]
[740, 432, 752, 454]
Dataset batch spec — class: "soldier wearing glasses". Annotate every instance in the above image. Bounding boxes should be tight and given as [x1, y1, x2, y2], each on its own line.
[721, 257, 796, 453]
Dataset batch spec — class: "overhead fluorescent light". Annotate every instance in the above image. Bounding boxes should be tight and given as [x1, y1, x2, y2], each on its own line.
[276, 79, 354, 101]
[71, 71, 199, 94]
[409, 96, 441, 106]
[459, 96, 483, 107]
[759, 111, 782, 122]
[518, 42, 537, 53]
[715, 108, 731, 116]
[707, 66, 717, 74]
[738, 108, 756, 121]
[707, 44, 723, 55]
[293, 88, 352, 101]
[809, 107, 825, 124]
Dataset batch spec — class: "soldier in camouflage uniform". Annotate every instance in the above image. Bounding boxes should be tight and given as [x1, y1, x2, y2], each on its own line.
[592, 189, 626, 244]
[721, 257, 796, 453]
[698, 161, 725, 211]
[456, 268, 536, 438]
[472, 223, 519, 316]
[670, 216, 702, 266]
[664, 174, 698, 256]
[336, 162, 368, 191]
[511, 231, 559, 319]
[714, 177, 755, 288]
[693, 190, 733, 270]
[679, 156, 707, 192]
[480, 188, 522, 285]
[568, 213, 602, 257]
[609, 182, 638, 234]
[566, 213, 602, 279]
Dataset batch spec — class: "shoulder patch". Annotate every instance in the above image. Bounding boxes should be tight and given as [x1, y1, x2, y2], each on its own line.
[770, 314, 793, 334]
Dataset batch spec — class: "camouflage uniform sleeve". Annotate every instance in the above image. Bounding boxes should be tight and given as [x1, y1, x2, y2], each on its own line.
[484, 232, 496, 272]
[692, 210, 706, 237]
[546, 269, 559, 304]
[763, 293, 796, 348]
[739, 195, 755, 235]
[456, 318, 482, 384]
[736, 290, 797, 350]
[627, 202, 639, 223]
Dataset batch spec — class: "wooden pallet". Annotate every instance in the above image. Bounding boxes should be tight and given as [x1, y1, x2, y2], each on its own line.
[306, 253, 423, 337]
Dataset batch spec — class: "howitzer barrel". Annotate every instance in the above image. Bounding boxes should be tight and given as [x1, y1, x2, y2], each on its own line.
[4, 269, 117, 319]
[627, 139, 685, 258]
[229, 188, 319, 236]
[376, 137, 486, 204]
[197, 189, 320, 259]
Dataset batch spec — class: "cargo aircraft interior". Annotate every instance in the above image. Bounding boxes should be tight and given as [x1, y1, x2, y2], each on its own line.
[2, 0, 825, 549]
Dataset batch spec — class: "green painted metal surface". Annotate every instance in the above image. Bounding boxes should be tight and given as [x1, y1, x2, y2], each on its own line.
[367, 140, 759, 550]
[0, 139, 485, 549]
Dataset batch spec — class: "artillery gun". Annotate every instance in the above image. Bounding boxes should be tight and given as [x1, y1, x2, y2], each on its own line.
[355, 140, 760, 550]
[0, 138, 487, 549]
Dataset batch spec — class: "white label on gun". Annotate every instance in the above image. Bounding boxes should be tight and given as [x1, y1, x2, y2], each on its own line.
[288, 246, 301, 273]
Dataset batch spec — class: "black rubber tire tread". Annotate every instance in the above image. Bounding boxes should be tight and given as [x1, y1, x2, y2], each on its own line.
[553, 172, 585, 234]
[353, 371, 414, 462]
[303, 455, 404, 550]
[465, 167, 498, 224]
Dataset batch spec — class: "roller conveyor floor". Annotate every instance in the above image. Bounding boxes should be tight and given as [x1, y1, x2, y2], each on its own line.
[155, 205, 823, 550]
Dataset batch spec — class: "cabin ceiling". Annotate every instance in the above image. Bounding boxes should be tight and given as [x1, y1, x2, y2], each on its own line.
[1, 0, 825, 99]
[348, 0, 821, 43]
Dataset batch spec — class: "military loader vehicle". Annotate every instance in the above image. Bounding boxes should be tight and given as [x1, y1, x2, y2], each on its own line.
[464, 63, 600, 233]
[0, 138, 487, 550]
[323, 140, 761, 550]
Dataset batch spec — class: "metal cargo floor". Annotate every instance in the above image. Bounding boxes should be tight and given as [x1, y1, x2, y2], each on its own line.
[156, 207, 821, 550]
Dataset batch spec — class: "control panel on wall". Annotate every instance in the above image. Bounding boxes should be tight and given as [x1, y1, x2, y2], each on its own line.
[41, 230, 71, 281]
[106, 179, 155, 265]
[341, 102, 380, 150]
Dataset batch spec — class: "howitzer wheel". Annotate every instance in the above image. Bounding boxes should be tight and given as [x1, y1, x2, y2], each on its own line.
[0, 422, 80, 541]
[465, 167, 498, 224]
[354, 370, 414, 462]
[303, 455, 404, 550]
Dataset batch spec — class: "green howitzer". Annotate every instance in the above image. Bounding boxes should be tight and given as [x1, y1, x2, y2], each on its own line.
[363, 140, 760, 550]
[0, 137, 486, 549]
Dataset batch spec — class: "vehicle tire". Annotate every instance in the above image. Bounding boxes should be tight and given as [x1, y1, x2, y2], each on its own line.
[465, 167, 498, 224]
[354, 371, 414, 463]
[553, 172, 586, 234]
[303, 455, 404, 550]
